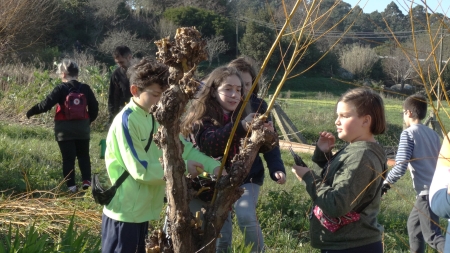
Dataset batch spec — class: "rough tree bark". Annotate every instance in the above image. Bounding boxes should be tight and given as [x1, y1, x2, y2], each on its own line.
[150, 27, 208, 253]
[147, 27, 278, 253]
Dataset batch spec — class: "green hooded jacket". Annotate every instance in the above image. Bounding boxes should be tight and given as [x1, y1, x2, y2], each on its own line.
[103, 99, 220, 223]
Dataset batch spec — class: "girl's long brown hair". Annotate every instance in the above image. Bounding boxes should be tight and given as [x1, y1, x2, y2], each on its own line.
[181, 66, 243, 137]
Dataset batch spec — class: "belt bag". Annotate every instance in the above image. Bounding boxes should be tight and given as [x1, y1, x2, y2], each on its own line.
[92, 172, 128, 205]
[313, 205, 360, 233]
[314, 162, 387, 233]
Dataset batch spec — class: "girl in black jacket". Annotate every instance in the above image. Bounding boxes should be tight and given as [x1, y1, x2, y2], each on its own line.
[27, 59, 99, 193]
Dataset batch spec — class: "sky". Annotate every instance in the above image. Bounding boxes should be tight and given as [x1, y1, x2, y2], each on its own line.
[343, 0, 450, 15]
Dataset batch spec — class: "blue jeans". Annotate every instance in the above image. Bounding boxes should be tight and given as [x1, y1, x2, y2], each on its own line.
[219, 183, 264, 253]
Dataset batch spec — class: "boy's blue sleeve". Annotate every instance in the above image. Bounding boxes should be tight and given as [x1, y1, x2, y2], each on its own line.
[108, 110, 165, 186]
[385, 130, 414, 184]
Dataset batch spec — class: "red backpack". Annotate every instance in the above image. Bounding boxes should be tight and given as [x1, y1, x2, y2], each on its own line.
[62, 84, 88, 120]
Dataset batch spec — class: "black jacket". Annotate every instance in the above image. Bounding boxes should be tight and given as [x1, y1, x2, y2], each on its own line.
[194, 94, 285, 186]
[27, 80, 99, 141]
[108, 67, 131, 123]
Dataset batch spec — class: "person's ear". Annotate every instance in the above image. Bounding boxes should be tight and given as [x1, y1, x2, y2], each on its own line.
[363, 115, 371, 127]
[406, 110, 412, 117]
[130, 84, 139, 97]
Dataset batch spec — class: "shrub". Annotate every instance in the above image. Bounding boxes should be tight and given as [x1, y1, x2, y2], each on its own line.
[257, 185, 312, 242]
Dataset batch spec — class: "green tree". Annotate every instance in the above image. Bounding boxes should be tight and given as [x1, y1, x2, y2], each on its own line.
[344, 6, 373, 33]
[408, 5, 427, 31]
[238, 9, 276, 63]
[382, 2, 408, 32]
[369, 11, 387, 32]
[163, 6, 232, 38]
[316, 0, 352, 31]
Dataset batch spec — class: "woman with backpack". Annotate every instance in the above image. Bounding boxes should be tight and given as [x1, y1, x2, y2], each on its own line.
[26, 59, 99, 193]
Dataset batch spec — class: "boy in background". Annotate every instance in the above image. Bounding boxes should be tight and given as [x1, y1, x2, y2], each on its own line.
[101, 58, 221, 253]
[383, 94, 445, 253]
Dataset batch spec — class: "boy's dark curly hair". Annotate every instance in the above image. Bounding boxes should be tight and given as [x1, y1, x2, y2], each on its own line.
[127, 57, 169, 90]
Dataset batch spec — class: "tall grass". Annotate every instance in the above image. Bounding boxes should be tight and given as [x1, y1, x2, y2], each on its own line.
[0, 52, 110, 131]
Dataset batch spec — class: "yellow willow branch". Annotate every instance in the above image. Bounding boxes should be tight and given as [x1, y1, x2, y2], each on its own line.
[211, 0, 304, 204]
[264, 0, 320, 115]
[289, 9, 359, 79]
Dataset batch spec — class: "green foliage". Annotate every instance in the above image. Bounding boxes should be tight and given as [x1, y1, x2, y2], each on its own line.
[238, 9, 276, 63]
[0, 216, 100, 253]
[258, 185, 311, 232]
[37, 47, 61, 67]
[57, 215, 101, 252]
[3, 70, 60, 117]
[0, 223, 49, 253]
[163, 7, 232, 38]
[231, 239, 253, 253]
[370, 59, 386, 80]
[381, 2, 408, 32]
[83, 65, 111, 103]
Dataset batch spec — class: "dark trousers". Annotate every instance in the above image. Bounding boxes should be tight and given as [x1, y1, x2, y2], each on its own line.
[101, 214, 148, 253]
[407, 195, 445, 253]
[321, 241, 383, 253]
[57, 139, 91, 187]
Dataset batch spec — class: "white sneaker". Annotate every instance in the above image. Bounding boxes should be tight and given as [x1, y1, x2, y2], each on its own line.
[68, 185, 77, 193]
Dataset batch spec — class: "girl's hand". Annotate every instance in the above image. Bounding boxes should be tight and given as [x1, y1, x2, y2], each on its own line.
[274, 171, 286, 184]
[263, 121, 274, 132]
[316, 131, 336, 153]
[291, 165, 310, 181]
[213, 166, 228, 177]
[242, 113, 258, 131]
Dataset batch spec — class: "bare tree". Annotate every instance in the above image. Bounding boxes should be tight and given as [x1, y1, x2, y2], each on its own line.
[0, 0, 58, 55]
[145, 27, 277, 253]
[152, 18, 178, 39]
[98, 30, 154, 56]
[340, 43, 379, 79]
[205, 35, 229, 66]
[382, 47, 418, 89]
[89, 0, 120, 20]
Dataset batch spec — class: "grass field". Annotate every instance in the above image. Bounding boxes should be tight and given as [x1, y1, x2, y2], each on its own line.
[0, 72, 448, 252]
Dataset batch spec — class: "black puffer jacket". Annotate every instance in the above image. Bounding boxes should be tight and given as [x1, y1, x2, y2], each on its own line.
[27, 80, 99, 141]
[194, 94, 285, 186]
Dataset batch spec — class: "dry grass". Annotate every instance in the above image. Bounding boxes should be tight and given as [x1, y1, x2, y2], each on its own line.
[0, 189, 102, 239]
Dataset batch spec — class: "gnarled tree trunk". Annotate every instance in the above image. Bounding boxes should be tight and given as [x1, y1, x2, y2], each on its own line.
[148, 27, 278, 253]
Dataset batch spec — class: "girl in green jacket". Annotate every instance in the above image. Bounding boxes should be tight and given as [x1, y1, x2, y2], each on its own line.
[292, 87, 387, 253]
